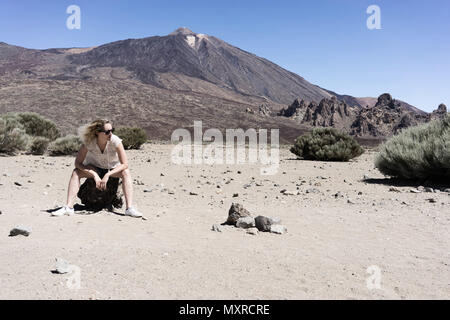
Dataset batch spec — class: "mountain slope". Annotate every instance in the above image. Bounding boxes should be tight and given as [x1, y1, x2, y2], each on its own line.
[68, 27, 334, 105]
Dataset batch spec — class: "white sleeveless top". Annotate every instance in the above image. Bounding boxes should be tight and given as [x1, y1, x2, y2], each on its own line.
[83, 134, 123, 169]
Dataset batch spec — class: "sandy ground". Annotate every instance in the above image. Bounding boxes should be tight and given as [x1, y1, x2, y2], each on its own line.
[0, 144, 449, 300]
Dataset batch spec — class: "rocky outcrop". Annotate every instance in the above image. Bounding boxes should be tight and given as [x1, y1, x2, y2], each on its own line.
[429, 104, 447, 121]
[258, 104, 272, 117]
[302, 96, 357, 131]
[350, 94, 428, 136]
[277, 98, 308, 119]
[278, 96, 358, 132]
[279, 93, 440, 138]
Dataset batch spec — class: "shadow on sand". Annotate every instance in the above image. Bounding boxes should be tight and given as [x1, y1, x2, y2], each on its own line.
[363, 178, 449, 190]
[46, 204, 125, 216]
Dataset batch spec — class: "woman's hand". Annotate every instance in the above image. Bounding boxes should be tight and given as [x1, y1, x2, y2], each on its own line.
[94, 174, 103, 190]
[100, 173, 110, 191]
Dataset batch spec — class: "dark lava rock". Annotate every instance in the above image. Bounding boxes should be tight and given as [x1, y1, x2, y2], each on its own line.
[226, 203, 251, 226]
[255, 216, 272, 232]
[77, 178, 123, 211]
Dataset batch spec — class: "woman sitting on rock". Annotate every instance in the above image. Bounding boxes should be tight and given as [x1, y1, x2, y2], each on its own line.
[52, 119, 142, 217]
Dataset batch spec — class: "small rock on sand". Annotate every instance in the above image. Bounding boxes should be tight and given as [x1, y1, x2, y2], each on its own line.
[246, 228, 259, 235]
[254, 216, 272, 232]
[211, 224, 223, 232]
[9, 226, 32, 237]
[226, 203, 252, 225]
[54, 258, 70, 274]
[236, 217, 256, 229]
[270, 224, 287, 234]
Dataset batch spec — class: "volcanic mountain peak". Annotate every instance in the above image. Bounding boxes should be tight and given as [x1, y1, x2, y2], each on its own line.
[170, 27, 197, 36]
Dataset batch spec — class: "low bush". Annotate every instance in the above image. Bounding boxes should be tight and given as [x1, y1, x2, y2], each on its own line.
[0, 115, 30, 154]
[29, 136, 50, 155]
[15, 112, 60, 141]
[375, 114, 450, 180]
[115, 127, 147, 150]
[290, 127, 364, 161]
[48, 135, 82, 156]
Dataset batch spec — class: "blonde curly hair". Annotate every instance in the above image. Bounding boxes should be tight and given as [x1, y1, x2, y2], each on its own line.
[79, 119, 111, 144]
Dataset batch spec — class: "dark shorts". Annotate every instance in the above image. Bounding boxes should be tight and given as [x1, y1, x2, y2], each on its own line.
[94, 166, 111, 179]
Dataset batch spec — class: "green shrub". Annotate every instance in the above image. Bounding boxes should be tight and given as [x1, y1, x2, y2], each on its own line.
[290, 127, 364, 161]
[0, 115, 30, 154]
[14, 112, 60, 141]
[115, 127, 147, 149]
[29, 136, 50, 155]
[48, 135, 82, 156]
[375, 114, 450, 180]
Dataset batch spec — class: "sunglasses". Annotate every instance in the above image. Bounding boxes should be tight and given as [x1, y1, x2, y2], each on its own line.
[99, 128, 115, 135]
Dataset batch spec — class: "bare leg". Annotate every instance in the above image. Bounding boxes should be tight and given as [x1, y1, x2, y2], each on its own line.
[66, 169, 91, 208]
[111, 169, 133, 209]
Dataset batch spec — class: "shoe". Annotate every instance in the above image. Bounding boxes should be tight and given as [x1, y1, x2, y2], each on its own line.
[125, 206, 142, 218]
[51, 205, 74, 217]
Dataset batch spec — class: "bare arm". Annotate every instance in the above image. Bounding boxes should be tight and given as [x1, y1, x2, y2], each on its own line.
[74, 145, 100, 180]
[105, 143, 129, 177]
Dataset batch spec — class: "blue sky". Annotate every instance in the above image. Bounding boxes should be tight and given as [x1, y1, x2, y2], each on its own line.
[0, 0, 449, 112]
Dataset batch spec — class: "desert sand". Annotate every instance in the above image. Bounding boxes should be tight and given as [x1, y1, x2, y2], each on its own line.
[0, 143, 449, 300]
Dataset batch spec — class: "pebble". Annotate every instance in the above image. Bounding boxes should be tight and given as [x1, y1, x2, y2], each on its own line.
[9, 226, 32, 237]
[246, 228, 259, 235]
[54, 258, 70, 274]
[236, 217, 256, 229]
[410, 188, 421, 193]
[270, 224, 287, 235]
[389, 187, 401, 193]
[255, 216, 272, 232]
[14, 182, 22, 186]
[189, 191, 198, 196]
[211, 224, 223, 232]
